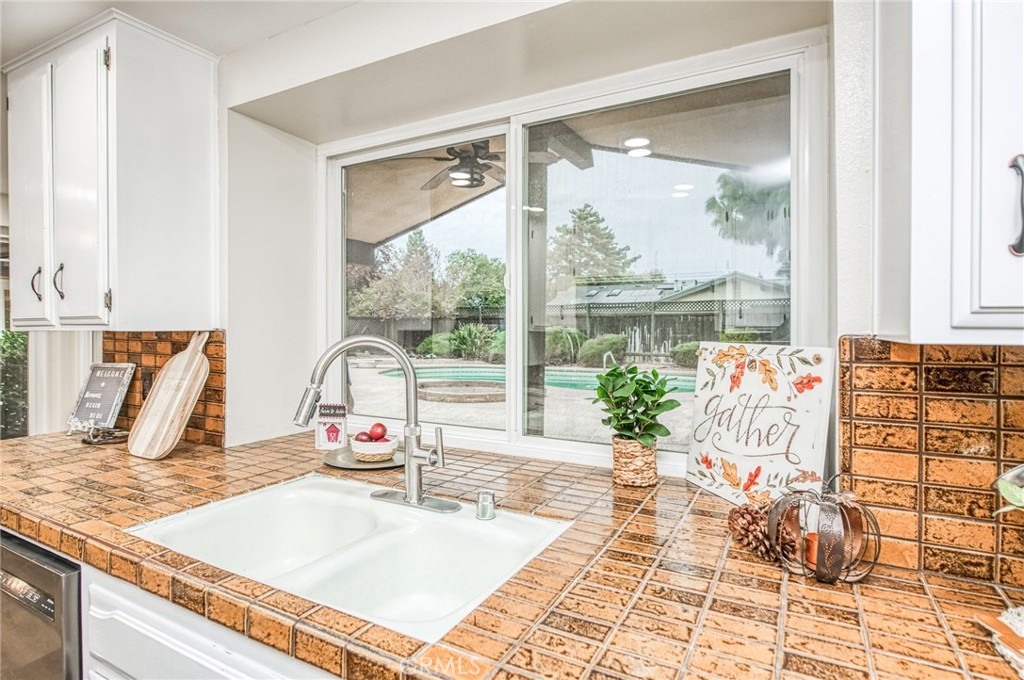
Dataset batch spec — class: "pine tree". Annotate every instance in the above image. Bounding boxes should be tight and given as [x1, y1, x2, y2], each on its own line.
[546, 204, 640, 284]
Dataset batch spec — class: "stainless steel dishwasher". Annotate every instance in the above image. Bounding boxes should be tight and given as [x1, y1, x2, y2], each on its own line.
[1, 530, 81, 680]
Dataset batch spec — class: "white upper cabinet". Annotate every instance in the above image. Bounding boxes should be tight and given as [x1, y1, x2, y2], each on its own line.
[7, 61, 55, 327]
[877, 1, 1024, 345]
[949, 0, 1024, 331]
[3, 11, 216, 331]
[51, 33, 110, 325]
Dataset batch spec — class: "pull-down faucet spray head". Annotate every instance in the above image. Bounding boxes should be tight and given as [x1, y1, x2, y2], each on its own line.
[293, 384, 322, 427]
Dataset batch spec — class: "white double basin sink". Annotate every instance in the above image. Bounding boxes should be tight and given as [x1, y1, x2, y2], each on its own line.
[129, 475, 568, 642]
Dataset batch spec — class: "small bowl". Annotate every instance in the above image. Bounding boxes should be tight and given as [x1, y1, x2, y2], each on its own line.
[350, 437, 399, 462]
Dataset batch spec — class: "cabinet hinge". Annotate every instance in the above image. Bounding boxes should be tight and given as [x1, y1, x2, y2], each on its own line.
[103, 47, 111, 70]
[104, 289, 112, 311]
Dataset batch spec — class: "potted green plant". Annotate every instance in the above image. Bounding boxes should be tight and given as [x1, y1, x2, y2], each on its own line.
[593, 364, 681, 486]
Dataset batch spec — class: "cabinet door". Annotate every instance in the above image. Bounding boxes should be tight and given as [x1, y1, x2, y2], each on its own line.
[7, 62, 55, 327]
[51, 34, 109, 325]
[951, 1, 1024, 330]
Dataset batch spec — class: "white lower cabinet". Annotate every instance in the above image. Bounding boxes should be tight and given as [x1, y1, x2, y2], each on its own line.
[83, 566, 334, 680]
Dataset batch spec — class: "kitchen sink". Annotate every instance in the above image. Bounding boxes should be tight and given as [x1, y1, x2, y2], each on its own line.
[129, 475, 568, 642]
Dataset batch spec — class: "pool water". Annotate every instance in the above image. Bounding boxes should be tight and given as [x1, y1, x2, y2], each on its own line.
[380, 365, 696, 393]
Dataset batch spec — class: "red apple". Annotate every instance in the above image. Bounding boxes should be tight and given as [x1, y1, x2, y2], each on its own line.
[354, 432, 372, 442]
[369, 422, 388, 441]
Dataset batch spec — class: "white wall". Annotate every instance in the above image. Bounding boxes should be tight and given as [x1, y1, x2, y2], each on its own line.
[218, 1, 563, 109]
[831, 0, 876, 337]
[225, 112, 317, 446]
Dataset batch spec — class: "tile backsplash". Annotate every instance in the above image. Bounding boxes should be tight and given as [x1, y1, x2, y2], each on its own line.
[101, 330, 226, 447]
[839, 336, 1024, 585]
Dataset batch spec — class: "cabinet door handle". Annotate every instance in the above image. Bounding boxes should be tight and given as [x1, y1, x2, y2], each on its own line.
[52, 262, 65, 300]
[30, 266, 42, 301]
[1011, 154, 1024, 257]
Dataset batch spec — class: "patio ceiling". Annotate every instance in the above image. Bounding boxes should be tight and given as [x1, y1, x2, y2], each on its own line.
[345, 73, 789, 248]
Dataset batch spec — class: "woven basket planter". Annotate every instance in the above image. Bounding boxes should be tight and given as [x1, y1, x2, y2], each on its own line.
[611, 436, 658, 487]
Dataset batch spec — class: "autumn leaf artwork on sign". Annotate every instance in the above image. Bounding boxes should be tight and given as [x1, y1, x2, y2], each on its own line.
[686, 343, 835, 506]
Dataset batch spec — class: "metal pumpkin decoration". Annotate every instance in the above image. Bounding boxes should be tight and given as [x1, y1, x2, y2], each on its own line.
[767, 481, 881, 584]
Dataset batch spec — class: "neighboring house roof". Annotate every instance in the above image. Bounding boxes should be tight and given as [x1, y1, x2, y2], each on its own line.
[548, 271, 787, 307]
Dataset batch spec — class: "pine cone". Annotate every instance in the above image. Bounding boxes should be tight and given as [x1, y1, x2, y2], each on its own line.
[777, 525, 799, 562]
[728, 503, 796, 563]
[728, 503, 766, 540]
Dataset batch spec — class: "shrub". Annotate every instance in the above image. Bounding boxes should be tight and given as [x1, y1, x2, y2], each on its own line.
[718, 329, 759, 343]
[578, 334, 626, 368]
[0, 331, 29, 439]
[669, 341, 701, 368]
[416, 332, 455, 358]
[489, 331, 506, 364]
[451, 323, 496, 361]
[545, 326, 587, 365]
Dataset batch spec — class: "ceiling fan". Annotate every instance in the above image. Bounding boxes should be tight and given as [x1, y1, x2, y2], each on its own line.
[420, 140, 505, 191]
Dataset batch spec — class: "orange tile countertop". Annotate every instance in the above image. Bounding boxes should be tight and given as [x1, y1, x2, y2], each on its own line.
[1, 432, 1021, 680]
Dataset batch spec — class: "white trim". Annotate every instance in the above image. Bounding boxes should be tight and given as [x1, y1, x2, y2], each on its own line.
[2, 8, 217, 73]
[506, 120, 525, 440]
[319, 30, 830, 472]
[27, 330, 95, 434]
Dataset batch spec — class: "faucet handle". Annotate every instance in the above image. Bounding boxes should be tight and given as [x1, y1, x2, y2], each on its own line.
[427, 427, 446, 468]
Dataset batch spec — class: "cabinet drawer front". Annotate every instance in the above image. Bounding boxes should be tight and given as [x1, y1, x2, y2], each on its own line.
[51, 34, 109, 326]
[7, 62, 55, 327]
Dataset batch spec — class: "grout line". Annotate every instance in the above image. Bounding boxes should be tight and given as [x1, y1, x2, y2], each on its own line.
[851, 579, 879, 680]
[677, 492, 732, 680]
[920, 573, 971, 679]
[481, 481, 656, 679]
[773, 567, 789, 679]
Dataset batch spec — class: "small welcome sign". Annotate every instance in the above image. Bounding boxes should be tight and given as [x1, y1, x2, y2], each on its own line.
[686, 342, 834, 506]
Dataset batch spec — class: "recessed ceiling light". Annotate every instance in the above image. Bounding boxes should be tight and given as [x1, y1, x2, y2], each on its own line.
[451, 179, 471, 187]
[672, 192, 690, 198]
[674, 184, 695, 191]
[624, 137, 650, 148]
[627, 148, 652, 157]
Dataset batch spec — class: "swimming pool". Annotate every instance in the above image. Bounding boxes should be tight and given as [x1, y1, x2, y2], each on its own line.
[379, 365, 696, 393]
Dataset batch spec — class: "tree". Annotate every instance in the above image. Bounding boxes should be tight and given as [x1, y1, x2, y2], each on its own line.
[705, 172, 791, 260]
[0, 331, 29, 439]
[444, 250, 506, 310]
[547, 204, 640, 286]
[348, 230, 455, 322]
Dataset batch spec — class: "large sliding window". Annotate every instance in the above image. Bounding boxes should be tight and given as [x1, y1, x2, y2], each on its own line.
[331, 52, 823, 460]
[523, 73, 792, 452]
[342, 135, 508, 431]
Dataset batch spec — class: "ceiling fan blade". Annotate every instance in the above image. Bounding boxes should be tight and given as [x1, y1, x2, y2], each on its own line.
[420, 166, 452, 191]
[482, 163, 506, 184]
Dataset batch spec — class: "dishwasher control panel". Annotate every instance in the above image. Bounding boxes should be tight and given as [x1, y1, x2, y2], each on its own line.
[2, 567, 56, 620]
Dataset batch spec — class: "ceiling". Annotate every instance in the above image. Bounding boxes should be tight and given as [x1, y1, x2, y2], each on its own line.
[1, 1, 355, 63]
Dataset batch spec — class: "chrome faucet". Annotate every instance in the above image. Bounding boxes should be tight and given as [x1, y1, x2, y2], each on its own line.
[293, 335, 459, 513]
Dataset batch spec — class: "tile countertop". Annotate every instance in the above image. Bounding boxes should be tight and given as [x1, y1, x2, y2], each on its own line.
[0, 434, 1020, 680]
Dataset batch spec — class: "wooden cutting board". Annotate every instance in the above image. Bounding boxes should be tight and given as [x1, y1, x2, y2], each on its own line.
[128, 331, 210, 460]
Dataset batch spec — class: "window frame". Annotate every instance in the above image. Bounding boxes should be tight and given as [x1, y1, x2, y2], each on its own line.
[320, 33, 829, 476]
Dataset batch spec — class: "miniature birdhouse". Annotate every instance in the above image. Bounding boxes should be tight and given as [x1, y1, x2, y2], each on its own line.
[315, 403, 347, 450]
